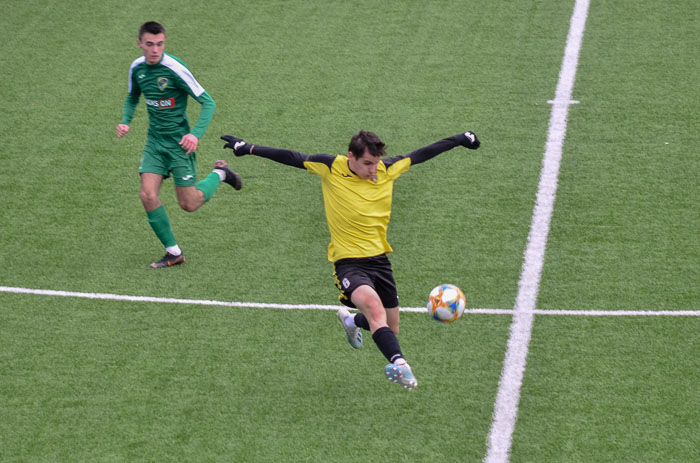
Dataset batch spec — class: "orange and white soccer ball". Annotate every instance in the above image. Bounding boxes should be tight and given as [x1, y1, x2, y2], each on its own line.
[427, 284, 466, 323]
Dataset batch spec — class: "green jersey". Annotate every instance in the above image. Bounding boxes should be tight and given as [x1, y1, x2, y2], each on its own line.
[121, 53, 215, 139]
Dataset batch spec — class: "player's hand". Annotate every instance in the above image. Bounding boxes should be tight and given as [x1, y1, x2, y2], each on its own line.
[116, 124, 130, 138]
[221, 135, 252, 156]
[179, 134, 199, 155]
[460, 131, 480, 149]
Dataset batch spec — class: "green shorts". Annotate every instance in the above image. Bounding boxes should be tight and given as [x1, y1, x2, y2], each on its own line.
[139, 133, 198, 187]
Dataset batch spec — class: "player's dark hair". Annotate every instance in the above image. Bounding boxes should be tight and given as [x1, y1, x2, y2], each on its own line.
[139, 21, 166, 40]
[348, 130, 386, 158]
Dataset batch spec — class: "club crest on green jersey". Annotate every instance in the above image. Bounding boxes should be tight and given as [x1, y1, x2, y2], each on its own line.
[157, 77, 169, 91]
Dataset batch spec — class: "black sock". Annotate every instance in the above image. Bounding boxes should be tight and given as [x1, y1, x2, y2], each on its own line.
[371, 326, 404, 364]
[353, 313, 370, 330]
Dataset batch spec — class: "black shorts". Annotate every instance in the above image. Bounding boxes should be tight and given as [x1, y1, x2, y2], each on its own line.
[333, 254, 399, 309]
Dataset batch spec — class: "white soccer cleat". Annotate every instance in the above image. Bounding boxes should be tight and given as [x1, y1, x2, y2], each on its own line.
[384, 362, 418, 390]
[337, 307, 363, 349]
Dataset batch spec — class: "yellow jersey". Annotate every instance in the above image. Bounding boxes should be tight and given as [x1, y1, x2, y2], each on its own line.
[304, 154, 412, 262]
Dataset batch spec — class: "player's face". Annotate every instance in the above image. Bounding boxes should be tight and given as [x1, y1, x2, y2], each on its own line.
[138, 32, 166, 65]
[348, 150, 380, 182]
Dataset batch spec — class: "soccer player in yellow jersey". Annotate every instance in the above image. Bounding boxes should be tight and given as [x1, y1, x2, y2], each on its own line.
[222, 130, 480, 389]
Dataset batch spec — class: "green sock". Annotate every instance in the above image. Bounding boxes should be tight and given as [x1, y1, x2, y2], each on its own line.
[196, 172, 221, 202]
[147, 205, 177, 248]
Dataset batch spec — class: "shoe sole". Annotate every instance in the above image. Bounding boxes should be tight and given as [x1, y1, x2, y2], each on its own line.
[385, 364, 417, 390]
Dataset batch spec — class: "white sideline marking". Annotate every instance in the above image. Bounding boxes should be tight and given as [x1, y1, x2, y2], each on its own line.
[1, 286, 698, 317]
[483, 1, 591, 463]
[0, 286, 340, 311]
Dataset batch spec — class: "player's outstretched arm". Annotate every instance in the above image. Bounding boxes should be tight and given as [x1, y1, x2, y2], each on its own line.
[221, 135, 308, 169]
[405, 131, 481, 166]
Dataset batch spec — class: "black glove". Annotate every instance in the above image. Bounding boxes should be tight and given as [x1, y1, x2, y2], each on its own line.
[460, 131, 480, 150]
[221, 135, 252, 156]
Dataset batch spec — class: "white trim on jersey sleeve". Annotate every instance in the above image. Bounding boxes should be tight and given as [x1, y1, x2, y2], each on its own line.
[161, 54, 205, 97]
[127, 56, 145, 94]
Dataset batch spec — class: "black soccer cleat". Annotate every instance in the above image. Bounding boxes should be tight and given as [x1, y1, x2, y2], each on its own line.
[214, 160, 242, 190]
[150, 252, 185, 269]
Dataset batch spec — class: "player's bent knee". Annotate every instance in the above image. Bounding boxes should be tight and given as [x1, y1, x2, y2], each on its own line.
[178, 200, 201, 212]
[176, 187, 205, 212]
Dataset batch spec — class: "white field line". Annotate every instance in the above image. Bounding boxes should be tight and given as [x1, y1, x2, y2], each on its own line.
[1, 286, 698, 317]
[483, 1, 592, 463]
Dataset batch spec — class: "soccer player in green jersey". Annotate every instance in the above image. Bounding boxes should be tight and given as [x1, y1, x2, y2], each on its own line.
[116, 21, 242, 268]
[221, 130, 480, 390]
